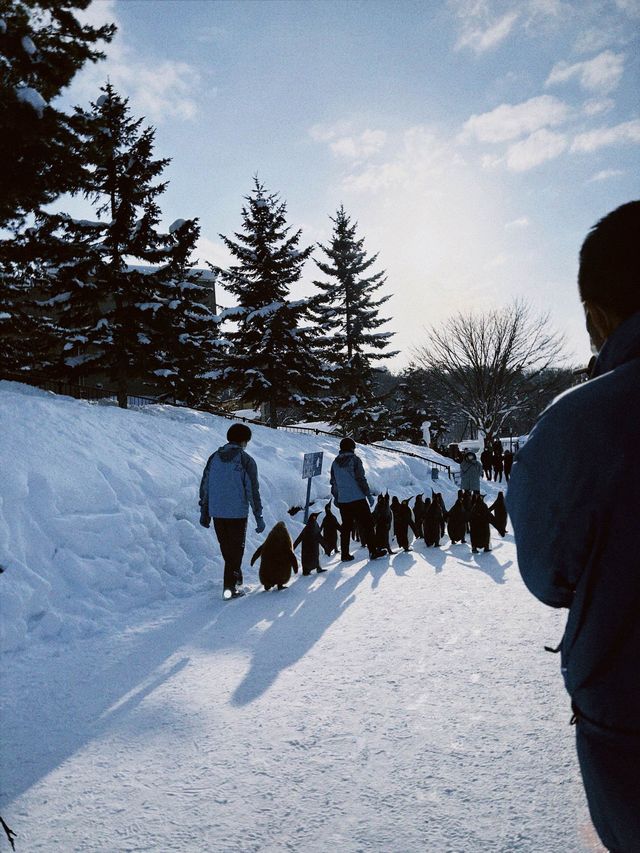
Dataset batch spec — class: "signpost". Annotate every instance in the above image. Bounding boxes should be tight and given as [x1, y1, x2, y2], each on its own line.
[302, 451, 324, 522]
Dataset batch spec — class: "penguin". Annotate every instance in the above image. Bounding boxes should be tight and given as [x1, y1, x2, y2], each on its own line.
[446, 497, 467, 544]
[412, 494, 426, 539]
[432, 490, 448, 538]
[394, 499, 416, 552]
[489, 491, 508, 537]
[423, 496, 443, 547]
[390, 495, 401, 538]
[293, 512, 326, 575]
[251, 521, 299, 590]
[469, 496, 492, 553]
[373, 492, 394, 554]
[320, 500, 341, 556]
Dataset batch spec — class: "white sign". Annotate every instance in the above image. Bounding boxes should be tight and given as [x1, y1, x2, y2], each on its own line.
[302, 451, 323, 479]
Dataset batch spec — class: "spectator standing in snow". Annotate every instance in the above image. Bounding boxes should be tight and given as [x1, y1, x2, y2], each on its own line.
[503, 449, 514, 481]
[507, 201, 640, 852]
[492, 443, 504, 483]
[330, 437, 386, 562]
[459, 451, 482, 493]
[199, 423, 265, 600]
[480, 446, 493, 480]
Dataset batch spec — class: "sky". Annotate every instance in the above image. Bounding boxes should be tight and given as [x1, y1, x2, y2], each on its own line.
[60, 0, 640, 371]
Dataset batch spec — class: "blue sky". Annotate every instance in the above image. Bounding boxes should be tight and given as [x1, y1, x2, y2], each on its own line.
[64, 0, 640, 370]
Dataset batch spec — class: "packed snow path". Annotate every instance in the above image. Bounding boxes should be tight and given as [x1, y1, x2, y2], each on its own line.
[0, 383, 600, 851]
[2, 538, 599, 852]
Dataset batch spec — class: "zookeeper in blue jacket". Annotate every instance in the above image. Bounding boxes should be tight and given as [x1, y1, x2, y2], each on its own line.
[199, 423, 265, 599]
[507, 201, 640, 852]
[330, 437, 386, 562]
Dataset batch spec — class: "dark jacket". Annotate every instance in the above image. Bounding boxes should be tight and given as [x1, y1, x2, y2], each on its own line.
[330, 451, 371, 504]
[507, 310, 640, 733]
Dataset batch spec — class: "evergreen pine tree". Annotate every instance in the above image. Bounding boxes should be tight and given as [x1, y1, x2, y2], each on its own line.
[150, 217, 226, 406]
[219, 178, 323, 427]
[311, 205, 397, 437]
[388, 373, 447, 447]
[37, 84, 208, 407]
[0, 0, 115, 227]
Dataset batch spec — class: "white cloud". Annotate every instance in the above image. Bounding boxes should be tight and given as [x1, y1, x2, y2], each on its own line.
[329, 129, 388, 161]
[571, 118, 640, 152]
[587, 168, 624, 182]
[506, 128, 567, 171]
[341, 126, 457, 193]
[69, 1, 203, 122]
[505, 216, 530, 228]
[583, 98, 615, 116]
[545, 50, 625, 95]
[461, 95, 570, 144]
[455, 10, 519, 53]
[614, 0, 640, 17]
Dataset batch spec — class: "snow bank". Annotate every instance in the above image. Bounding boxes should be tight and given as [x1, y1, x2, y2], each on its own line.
[0, 381, 462, 653]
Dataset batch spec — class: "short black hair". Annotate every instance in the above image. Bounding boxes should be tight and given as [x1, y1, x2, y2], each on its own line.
[227, 423, 252, 444]
[578, 200, 640, 319]
[340, 437, 356, 452]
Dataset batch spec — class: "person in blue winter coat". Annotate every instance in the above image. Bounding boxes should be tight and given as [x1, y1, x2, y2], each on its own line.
[330, 437, 386, 561]
[199, 423, 265, 599]
[459, 451, 482, 492]
[507, 201, 640, 853]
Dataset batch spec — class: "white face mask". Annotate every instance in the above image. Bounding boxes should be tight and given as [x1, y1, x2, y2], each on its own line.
[590, 340, 599, 356]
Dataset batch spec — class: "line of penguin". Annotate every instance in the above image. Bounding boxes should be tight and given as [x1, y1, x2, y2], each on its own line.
[251, 490, 508, 593]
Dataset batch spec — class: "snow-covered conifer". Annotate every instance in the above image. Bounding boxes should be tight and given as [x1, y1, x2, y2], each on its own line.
[219, 178, 323, 426]
[311, 205, 397, 437]
[39, 84, 207, 407]
[0, 0, 115, 227]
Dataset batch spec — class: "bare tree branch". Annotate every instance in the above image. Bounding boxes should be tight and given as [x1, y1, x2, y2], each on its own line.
[411, 300, 567, 440]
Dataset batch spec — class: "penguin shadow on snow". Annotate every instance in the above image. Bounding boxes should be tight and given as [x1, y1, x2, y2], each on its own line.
[389, 549, 416, 579]
[199, 557, 375, 707]
[465, 549, 513, 584]
[419, 542, 448, 574]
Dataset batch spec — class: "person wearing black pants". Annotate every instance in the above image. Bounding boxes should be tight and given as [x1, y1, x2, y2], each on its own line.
[212, 517, 248, 592]
[330, 436, 385, 561]
[199, 423, 265, 599]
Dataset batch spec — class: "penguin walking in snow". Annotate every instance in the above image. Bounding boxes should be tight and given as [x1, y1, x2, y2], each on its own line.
[446, 496, 467, 544]
[489, 491, 508, 537]
[470, 496, 493, 553]
[373, 493, 394, 554]
[394, 499, 417, 552]
[432, 490, 448, 538]
[423, 496, 443, 547]
[251, 522, 299, 590]
[320, 501, 341, 556]
[293, 512, 326, 575]
[412, 494, 426, 540]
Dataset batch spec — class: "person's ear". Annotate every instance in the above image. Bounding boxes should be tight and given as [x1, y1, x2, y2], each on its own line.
[583, 300, 618, 352]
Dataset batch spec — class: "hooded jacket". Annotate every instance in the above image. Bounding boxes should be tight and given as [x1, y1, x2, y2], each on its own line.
[199, 442, 263, 520]
[460, 454, 482, 491]
[330, 450, 371, 504]
[507, 310, 640, 733]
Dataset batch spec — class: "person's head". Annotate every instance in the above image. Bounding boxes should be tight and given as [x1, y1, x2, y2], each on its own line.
[339, 437, 356, 453]
[227, 423, 252, 447]
[579, 200, 640, 353]
[465, 451, 475, 461]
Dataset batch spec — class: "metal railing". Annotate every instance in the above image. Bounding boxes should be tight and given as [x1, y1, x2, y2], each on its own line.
[1, 372, 453, 477]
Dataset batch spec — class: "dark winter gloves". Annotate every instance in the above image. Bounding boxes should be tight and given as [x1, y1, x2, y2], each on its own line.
[199, 505, 211, 528]
[255, 515, 266, 534]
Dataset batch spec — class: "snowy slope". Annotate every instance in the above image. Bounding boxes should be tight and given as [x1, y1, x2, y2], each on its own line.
[0, 382, 601, 852]
[0, 381, 460, 654]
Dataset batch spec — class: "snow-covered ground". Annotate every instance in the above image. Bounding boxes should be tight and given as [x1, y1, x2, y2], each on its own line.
[0, 382, 601, 851]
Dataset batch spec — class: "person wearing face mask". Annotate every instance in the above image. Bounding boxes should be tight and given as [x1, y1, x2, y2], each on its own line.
[507, 200, 640, 853]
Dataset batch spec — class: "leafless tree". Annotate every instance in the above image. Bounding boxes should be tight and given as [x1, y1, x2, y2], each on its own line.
[411, 300, 567, 442]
